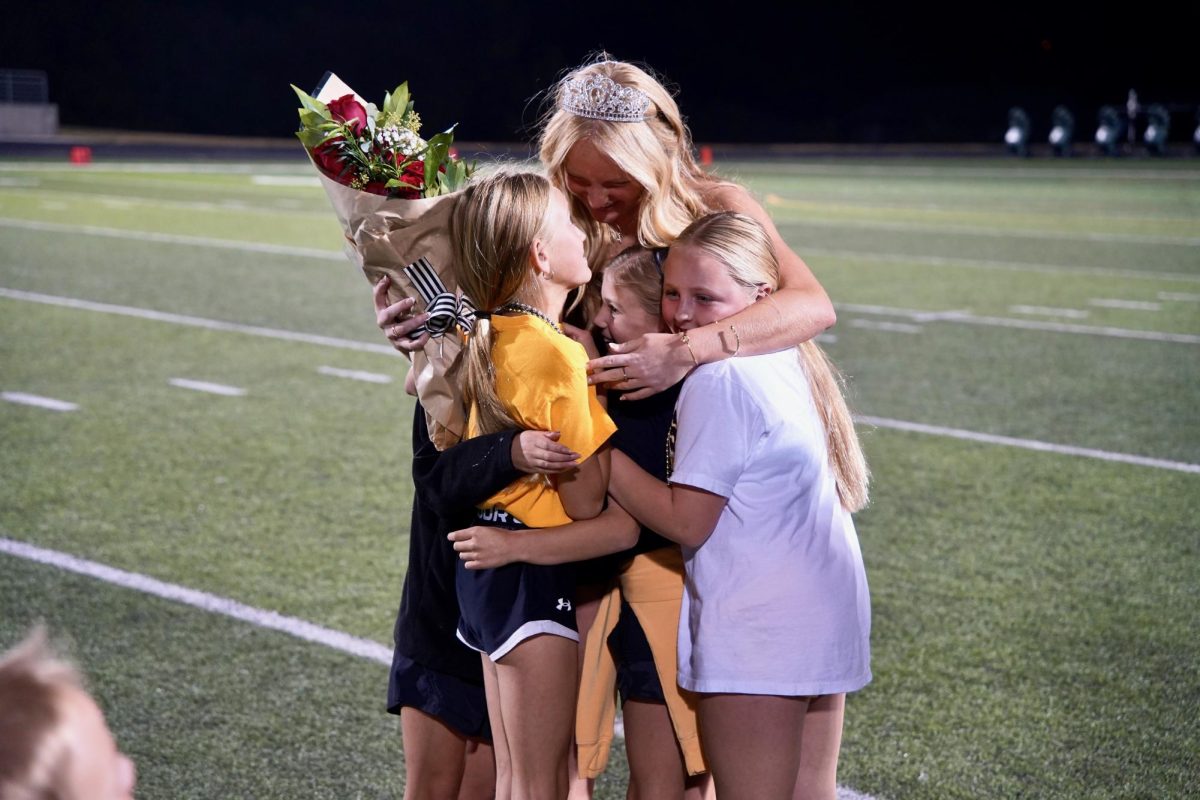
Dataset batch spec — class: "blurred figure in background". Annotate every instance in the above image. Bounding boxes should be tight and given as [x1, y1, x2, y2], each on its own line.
[0, 626, 137, 800]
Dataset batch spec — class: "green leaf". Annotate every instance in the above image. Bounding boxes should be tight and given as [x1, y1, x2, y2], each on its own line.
[388, 83, 409, 117]
[298, 109, 327, 130]
[290, 84, 328, 116]
[296, 128, 326, 149]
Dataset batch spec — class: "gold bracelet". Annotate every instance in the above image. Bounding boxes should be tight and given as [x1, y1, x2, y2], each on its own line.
[679, 331, 699, 365]
[729, 324, 741, 357]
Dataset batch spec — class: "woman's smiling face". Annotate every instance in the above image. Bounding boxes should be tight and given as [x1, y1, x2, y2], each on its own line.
[562, 139, 645, 234]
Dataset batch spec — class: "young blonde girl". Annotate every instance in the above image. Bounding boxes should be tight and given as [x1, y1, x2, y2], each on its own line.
[449, 170, 617, 800]
[451, 248, 709, 800]
[608, 212, 871, 800]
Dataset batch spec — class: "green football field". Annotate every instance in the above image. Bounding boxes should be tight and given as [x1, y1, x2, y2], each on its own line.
[1, 156, 1197, 799]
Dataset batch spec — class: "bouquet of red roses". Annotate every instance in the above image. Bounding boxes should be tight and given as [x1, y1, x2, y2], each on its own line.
[294, 73, 476, 448]
[292, 78, 470, 198]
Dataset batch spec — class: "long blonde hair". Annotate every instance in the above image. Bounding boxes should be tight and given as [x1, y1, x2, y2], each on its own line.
[451, 170, 550, 437]
[539, 58, 719, 268]
[674, 212, 870, 512]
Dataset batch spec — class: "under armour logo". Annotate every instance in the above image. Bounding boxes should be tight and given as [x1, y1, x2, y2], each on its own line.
[556, 598, 572, 612]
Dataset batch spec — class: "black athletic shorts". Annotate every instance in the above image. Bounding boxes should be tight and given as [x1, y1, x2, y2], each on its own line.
[610, 598, 666, 705]
[387, 651, 492, 741]
[456, 508, 578, 660]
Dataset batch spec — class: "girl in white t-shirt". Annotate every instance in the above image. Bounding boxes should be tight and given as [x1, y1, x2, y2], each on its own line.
[608, 211, 872, 800]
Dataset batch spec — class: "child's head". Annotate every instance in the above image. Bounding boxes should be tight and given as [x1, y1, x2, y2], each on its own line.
[661, 211, 776, 332]
[664, 211, 871, 512]
[453, 169, 591, 436]
[0, 628, 137, 800]
[538, 58, 712, 255]
[594, 247, 667, 345]
[450, 170, 589, 314]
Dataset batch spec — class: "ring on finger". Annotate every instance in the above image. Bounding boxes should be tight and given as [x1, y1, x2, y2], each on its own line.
[621, 367, 629, 380]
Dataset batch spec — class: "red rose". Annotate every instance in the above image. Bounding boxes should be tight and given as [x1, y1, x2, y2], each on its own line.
[401, 159, 424, 186]
[311, 137, 347, 178]
[327, 94, 368, 136]
[362, 179, 391, 196]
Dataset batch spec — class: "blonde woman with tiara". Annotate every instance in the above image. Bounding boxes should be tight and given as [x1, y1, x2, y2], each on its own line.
[449, 169, 619, 800]
[607, 212, 872, 800]
[537, 57, 836, 399]
[379, 57, 835, 398]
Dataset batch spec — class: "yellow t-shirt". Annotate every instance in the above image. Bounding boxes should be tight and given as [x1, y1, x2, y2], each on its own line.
[470, 314, 616, 527]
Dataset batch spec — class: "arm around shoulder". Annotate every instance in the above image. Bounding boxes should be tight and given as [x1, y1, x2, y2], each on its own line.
[703, 184, 837, 342]
[607, 450, 725, 549]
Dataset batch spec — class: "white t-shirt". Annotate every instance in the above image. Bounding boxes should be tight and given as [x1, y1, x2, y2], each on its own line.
[669, 348, 872, 696]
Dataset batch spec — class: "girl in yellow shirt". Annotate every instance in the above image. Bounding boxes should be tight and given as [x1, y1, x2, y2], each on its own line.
[451, 170, 620, 800]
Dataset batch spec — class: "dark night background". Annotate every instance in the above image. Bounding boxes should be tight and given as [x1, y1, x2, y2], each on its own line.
[3, 0, 1195, 145]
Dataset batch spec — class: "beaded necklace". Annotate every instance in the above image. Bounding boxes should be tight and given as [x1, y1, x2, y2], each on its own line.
[499, 302, 563, 335]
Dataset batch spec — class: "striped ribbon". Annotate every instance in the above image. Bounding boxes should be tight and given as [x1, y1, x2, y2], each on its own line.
[402, 257, 476, 337]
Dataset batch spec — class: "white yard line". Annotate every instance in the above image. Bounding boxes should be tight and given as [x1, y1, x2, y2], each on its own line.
[2, 392, 78, 411]
[5, 286, 1196, 351]
[0, 218, 342, 260]
[858, 416, 1200, 474]
[837, 302, 1200, 344]
[1009, 305, 1090, 319]
[1088, 298, 1162, 311]
[849, 319, 923, 334]
[0, 289, 395, 355]
[1, 187, 326, 217]
[0, 162, 312, 175]
[748, 163, 1200, 181]
[778, 213, 1200, 246]
[252, 175, 321, 187]
[168, 378, 246, 396]
[797, 246, 1200, 284]
[317, 366, 394, 384]
[4, 288, 1196, 472]
[0, 538, 392, 664]
[1159, 291, 1200, 302]
[959, 314, 1199, 344]
[4, 214, 1197, 287]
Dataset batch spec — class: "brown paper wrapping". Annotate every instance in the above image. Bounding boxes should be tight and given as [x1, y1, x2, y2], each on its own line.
[313, 169, 469, 450]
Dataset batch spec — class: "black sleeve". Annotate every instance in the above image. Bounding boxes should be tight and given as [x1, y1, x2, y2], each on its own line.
[410, 402, 521, 516]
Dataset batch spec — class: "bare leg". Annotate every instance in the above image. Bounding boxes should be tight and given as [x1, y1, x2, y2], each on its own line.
[459, 739, 498, 800]
[400, 707, 468, 800]
[494, 634, 578, 800]
[623, 699, 686, 800]
[483, 656, 512, 800]
[697, 694, 808, 800]
[792, 694, 844, 800]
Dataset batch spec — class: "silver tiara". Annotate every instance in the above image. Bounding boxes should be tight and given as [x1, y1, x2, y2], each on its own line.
[560, 70, 650, 123]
